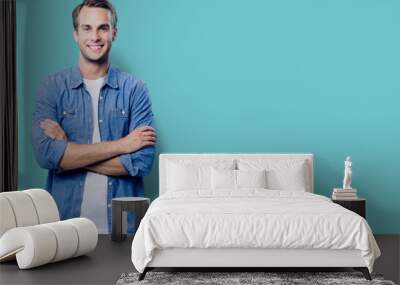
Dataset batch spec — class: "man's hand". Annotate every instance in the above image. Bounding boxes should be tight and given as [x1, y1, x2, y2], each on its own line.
[40, 119, 67, 140]
[118, 126, 156, 154]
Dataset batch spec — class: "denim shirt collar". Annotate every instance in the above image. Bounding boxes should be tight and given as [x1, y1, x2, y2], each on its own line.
[70, 65, 119, 89]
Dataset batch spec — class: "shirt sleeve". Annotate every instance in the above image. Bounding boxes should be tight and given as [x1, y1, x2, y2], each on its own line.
[31, 77, 68, 170]
[119, 81, 156, 177]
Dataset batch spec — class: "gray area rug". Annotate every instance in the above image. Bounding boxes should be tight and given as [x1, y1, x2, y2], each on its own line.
[116, 271, 396, 285]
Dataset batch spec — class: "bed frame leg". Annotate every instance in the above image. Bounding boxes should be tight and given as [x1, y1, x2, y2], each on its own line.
[354, 267, 371, 280]
[138, 268, 148, 281]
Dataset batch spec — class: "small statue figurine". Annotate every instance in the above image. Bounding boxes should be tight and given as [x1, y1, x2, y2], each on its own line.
[343, 156, 352, 189]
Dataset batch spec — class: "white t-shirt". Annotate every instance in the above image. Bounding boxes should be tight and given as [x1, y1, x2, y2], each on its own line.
[80, 76, 108, 234]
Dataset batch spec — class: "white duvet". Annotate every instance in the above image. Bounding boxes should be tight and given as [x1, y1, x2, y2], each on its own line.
[131, 190, 380, 273]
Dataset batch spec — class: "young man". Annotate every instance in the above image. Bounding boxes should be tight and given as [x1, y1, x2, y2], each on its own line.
[31, 0, 156, 233]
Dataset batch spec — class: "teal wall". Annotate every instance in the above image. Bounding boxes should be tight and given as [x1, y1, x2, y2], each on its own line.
[17, 0, 400, 233]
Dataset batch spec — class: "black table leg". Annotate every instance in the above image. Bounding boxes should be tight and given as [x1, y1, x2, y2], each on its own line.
[111, 200, 123, 241]
[133, 203, 149, 235]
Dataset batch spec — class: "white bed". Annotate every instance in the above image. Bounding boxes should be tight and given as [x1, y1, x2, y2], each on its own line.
[131, 154, 380, 280]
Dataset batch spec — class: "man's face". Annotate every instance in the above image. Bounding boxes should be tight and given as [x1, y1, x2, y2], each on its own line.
[73, 6, 117, 64]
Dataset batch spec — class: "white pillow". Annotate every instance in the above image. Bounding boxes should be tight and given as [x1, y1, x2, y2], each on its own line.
[211, 168, 236, 189]
[238, 159, 308, 191]
[211, 169, 267, 190]
[167, 160, 235, 191]
[237, 169, 267, 189]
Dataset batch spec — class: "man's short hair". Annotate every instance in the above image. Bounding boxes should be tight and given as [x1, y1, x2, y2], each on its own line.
[72, 0, 118, 31]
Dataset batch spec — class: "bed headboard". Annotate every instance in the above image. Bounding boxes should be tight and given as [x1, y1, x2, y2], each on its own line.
[159, 153, 314, 195]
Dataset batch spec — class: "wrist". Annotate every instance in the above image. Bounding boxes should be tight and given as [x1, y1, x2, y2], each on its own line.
[113, 138, 126, 155]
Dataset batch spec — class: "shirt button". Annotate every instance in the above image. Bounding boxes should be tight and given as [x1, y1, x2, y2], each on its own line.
[100, 96, 103, 100]
[99, 119, 103, 123]
[108, 182, 112, 186]
[107, 204, 111, 208]
[122, 110, 125, 115]
[63, 111, 67, 115]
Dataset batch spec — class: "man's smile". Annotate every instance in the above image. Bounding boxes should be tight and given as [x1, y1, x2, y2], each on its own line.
[87, 44, 104, 52]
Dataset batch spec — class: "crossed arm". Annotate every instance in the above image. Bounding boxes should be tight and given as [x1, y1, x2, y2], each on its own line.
[39, 119, 156, 176]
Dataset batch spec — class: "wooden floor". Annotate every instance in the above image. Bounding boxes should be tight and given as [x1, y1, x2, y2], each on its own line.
[0, 235, 398, 285]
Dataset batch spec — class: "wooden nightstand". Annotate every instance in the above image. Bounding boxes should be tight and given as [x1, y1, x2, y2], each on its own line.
[332, 198, 366, 218]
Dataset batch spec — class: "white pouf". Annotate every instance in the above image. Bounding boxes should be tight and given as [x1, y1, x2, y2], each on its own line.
[0, 189, 98, 269]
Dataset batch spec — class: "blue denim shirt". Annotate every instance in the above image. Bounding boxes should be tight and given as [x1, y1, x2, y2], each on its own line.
[31, 65, 155, 232]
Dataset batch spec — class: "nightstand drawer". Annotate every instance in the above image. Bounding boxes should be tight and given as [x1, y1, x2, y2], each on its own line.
[332, 199, 366, 218]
